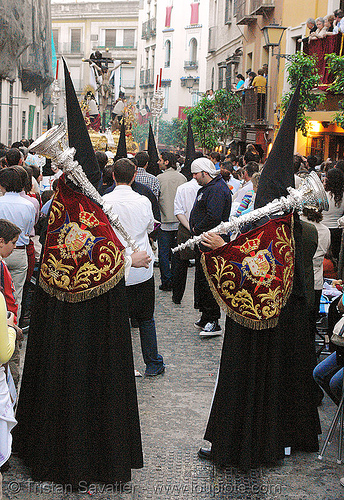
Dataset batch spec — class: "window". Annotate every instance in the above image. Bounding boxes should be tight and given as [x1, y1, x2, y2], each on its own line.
[165, 40, 171, 68]
[225, 0, 232, 24]
[70, 28, 81, 53]
[233, 0, 238, 16]
[163, 86, 169, 114]
[105, 29, 116, 48]
[121, 67, 136, 88]
[190, 3, 199, 25]
[218, 67, 225, 89]
[22, 111, 26, 139]
[226, 64, 232, 90]
[189, 38, 197, 63]
[211, 67, 215, 90]
[52, 29, 59, 52]
[123, 29, 135, 47]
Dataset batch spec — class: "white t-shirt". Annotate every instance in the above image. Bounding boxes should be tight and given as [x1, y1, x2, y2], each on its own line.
[103, 185, 154, 286]
[322, 192, 344, 229]
[174, 178, 199, 221]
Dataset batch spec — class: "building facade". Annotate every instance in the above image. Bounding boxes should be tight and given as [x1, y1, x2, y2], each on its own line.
[0, 0, 53, 146]
[136, 0, 210, 121]
[206, 0, 243, 92]
[51, 0, 139, 123]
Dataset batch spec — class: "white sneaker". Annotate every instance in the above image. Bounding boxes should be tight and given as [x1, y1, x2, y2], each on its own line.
[199, 322, 222, 337]
[340, 477, 344, 487]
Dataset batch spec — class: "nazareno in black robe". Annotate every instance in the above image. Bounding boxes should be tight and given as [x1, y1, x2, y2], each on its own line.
[13, 193, 143, 487]
[203, 216, 320, 469]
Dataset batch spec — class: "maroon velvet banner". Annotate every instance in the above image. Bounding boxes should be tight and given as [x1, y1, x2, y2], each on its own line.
[40, 177, 125, 302]
[201, 214, 295, 330]
[304, 33, 343, 85]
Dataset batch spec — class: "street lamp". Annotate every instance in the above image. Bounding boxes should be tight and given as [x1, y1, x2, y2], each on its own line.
[261, 22, 287, 50]
[185, 76, 196, 92]
[261, 22, 287, 126]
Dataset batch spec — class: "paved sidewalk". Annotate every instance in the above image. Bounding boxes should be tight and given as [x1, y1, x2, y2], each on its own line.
[2, 268, 344, 499]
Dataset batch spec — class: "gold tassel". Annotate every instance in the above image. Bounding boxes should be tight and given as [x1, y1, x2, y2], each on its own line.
[39, 265, 125, 303]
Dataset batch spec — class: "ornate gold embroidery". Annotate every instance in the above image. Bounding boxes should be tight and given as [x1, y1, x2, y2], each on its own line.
[48, 199, 64, 225]
[41, 254, 74, 289]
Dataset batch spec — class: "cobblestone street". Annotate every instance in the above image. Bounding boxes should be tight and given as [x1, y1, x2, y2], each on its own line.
[2, 268, 344, 499]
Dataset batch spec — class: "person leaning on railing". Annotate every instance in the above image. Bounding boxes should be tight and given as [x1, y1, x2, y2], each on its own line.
[308, 17, 328, 42]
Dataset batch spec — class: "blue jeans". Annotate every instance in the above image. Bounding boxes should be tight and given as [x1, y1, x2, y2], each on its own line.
[313, 352, 343, 405]
[138, 317, 164, 375]
[158, 229, 177, 286]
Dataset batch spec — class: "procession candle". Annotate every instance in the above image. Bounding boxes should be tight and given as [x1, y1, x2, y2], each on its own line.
[56, 59, 59, 80]
[159, 68, 162, 87]
[156, 74, 159, 91]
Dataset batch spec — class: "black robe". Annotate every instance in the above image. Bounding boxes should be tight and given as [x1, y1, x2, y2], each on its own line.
[203, 217, 320, 469]
[13, 185, 143, 486]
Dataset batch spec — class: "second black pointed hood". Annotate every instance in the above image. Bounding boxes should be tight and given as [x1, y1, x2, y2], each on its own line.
[254, 80, 302, 209]
[114, 119, 127, 162]
[147, 121, 160, 176]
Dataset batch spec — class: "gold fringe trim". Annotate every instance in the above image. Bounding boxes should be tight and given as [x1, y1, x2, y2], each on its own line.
[39, 265, 125, 303]
[201, 216, 295, 331]
[340, 33, 344, 57]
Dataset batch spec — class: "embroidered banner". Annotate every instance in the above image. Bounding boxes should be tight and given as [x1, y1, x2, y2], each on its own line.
[40, 177, 125, 302]
[201, 213, 295, 330]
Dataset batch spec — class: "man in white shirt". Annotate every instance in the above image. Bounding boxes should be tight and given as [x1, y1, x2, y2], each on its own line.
[172, 177, 199, 304]
[0, 166, 35, 388]
[103, 159, 165, 376]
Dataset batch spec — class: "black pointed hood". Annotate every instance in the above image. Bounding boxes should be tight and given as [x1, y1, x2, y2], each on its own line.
[254, 80, 302, 209]
[43, 115, 55, 176]
[181, 116, 197, 180]
[147, 121, 160, 176]
[63, 58, 100, 187]
[114, 119, 127, 162]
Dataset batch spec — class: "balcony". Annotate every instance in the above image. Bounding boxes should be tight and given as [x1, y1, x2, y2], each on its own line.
[235, 0, 257, 25]
[242, 87, 267, 124]
[60, 42, 84, 55]
[303, 33, 342, 85]
[93, 43, 137, 50]
[250, 0, 274, 15]
[122, 80, 136, 89]
[184, 60, 198, 70]
[141, 18, 156, 40]
[208, 27, 216, 53]
[139, 69, 154, 88]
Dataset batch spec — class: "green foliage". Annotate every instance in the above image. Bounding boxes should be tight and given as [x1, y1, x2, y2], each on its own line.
[214, 89, 244, 143]
[281, 52, 325, 136]
[158, 118, 188, 149]
[186, 90, 243, 150]
[325, 53, 344, 128]
[131, 123, 149, 145]
[186, 97, 218, 150]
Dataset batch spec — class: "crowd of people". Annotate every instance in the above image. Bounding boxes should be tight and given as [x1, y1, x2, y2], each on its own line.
[300, 9, 344, 44]
[3, 124, 344, 490]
